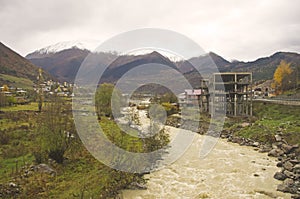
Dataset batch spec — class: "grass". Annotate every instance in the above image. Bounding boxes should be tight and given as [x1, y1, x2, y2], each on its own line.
[0, 102, 38, 112]
[0, 74, 34, 90]
[46, 158, 107, 198]
[226, 101, 300, 144]
[0, 154, 34, 182]
[0, 102, 154, 198]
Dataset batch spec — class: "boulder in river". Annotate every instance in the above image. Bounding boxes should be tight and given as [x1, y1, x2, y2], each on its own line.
[277, 162, 283, 167]
[277, 178, 297, 193]
[274, 171, 287, 181]
[293, 164, 300, 173]
[275, 134, 282, 142]
[282, 144, 299, 154]
[252, 142, 260, 147]
[283, 170, 294, 179]
[283, 161, 294, 171]
[268, 149, 284, 157]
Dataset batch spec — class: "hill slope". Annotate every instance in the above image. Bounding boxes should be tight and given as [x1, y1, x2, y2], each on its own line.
[228, 52, 300, 81]
[27, 49, 180, 83]
[28, 48, 90, 83]
[100, 51, 179, 83]
[0, 42, 51, 88]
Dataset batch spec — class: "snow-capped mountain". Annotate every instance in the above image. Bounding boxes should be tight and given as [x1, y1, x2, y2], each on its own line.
[26, 40, 100, 59]
[37, 40, 100, 54]
[28, 40, 188, 61]
[124, 49, 185, 62]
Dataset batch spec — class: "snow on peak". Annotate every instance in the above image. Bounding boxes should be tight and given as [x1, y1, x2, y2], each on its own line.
[31, 41, 188, 62]
[123, 48, 185, 62]
[35, 40, 100, 54]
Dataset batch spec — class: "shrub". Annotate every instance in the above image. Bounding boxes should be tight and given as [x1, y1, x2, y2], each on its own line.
[37, 95, 76, 164]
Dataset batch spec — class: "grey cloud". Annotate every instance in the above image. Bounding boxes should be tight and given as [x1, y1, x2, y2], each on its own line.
[0, 0, 299, 61]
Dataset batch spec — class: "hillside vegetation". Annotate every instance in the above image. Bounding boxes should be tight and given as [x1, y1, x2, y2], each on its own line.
[225, 101, 300, 145]
[0, 88, 169, 198]
[0, 42, 52, 87]
[0, 74, 33, 90]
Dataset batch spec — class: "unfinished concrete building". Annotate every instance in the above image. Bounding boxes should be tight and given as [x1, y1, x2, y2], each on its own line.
[210, 72, 252, 116]
[178, 72, 252, 117]
[198, 79, 210, 113]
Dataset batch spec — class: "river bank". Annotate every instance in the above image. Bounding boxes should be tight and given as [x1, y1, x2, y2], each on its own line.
[164, 101, 300, 198]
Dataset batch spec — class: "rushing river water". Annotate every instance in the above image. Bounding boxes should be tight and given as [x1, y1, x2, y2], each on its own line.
[120, 109, 291, 199]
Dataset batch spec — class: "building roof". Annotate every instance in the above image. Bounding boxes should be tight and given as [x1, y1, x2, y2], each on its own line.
[185, 89, 202, 95]
[17, 90, 27, 93]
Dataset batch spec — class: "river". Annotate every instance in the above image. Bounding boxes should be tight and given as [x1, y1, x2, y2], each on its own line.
[120, 109, 291, 199]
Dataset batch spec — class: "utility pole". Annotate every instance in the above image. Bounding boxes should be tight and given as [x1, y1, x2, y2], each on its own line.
[37, 68, 44, 112]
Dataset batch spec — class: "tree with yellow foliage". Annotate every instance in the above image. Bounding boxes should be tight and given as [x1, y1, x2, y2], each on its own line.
[2, 84, 9, 92]
[272, 60, 293, 94]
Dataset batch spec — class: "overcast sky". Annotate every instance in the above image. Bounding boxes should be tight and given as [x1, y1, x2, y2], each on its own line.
[0, 0, 299, 61]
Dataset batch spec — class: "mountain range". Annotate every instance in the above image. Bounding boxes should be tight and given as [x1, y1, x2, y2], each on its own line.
[26, 42, 300, 84]
[1, 41, 300, 90]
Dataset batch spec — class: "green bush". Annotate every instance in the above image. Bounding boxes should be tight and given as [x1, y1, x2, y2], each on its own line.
[95, 83, 122, 118]
[161, 102, 178, 116]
